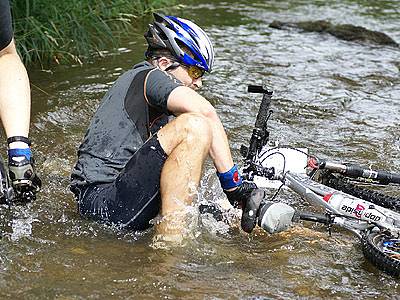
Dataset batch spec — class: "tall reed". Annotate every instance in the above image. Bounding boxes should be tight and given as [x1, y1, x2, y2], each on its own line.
[11, 0, 177, 66]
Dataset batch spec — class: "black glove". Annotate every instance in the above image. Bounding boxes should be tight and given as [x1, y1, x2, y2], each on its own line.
[9, 156, 42, 203]
[223, 181, 258, 208]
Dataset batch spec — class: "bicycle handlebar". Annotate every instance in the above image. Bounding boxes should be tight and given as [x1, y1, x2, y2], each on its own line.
[242, 85, 273, 180]
[319, 160, 400, 185]
[247, 85, 273, 131]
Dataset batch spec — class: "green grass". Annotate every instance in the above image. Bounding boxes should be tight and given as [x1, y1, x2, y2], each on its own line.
[11, 0, 178, 66]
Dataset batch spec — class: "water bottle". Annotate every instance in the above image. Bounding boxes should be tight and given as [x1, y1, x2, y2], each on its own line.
[323, 192, 384, 223]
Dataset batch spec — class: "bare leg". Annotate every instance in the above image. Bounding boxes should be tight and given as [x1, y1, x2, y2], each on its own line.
[156, 113, 212, 239]
[0, 40, 30, 142]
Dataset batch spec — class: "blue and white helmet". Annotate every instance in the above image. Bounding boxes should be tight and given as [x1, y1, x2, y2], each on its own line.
[145, 13, 215, 72]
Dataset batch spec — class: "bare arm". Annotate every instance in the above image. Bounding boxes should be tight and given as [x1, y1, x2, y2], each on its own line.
[167, 85, 234, 173]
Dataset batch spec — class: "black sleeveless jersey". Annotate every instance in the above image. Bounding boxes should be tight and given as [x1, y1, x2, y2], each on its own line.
[71, 61, 182, 187]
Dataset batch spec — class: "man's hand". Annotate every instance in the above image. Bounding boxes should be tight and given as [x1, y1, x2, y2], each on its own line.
[9, 156, 42, 202]
[223, 181, 258, 208]
[218, 165, 266, 233]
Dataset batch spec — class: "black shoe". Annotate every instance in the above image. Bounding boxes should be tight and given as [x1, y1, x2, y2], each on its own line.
[224, 182, 266, 233]
[240, 189, 266, 233]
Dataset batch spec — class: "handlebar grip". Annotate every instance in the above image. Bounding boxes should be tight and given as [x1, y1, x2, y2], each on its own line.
[343, 164, 364, 177]
[385, 172, 400, 184]
[254, 92, 273, 129]
[247, 85, 273, 129]
[248, 85, 265, 93]
[368, 169, 400, 184]
[335, 164, 400, 185]
[244, 85, 273, 162]
[345, 164, 400, 184]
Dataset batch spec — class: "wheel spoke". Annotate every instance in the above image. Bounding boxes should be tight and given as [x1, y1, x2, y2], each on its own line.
[381, 238, 400, 261]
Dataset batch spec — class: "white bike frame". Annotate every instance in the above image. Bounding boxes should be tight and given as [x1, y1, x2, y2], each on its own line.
[254, 146, 400, 239]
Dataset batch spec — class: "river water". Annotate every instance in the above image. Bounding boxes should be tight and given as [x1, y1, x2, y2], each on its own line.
[1, 0, 399, 298]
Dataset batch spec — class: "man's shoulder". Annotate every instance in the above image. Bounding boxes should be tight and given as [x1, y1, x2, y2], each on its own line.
[110, 61, 155, 89]
[114, 61, 153, 79]
[132, 61, 154, 71]
[126, 61, 182, 86]
[146, 67, 182, 87]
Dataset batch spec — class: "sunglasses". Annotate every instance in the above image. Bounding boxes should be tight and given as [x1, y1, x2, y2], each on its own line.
[165, 62, 205, 80]
[186, 65, 205, 80]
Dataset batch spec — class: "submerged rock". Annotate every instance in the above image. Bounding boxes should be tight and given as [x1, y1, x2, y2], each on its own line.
[269, 20, 399, 47]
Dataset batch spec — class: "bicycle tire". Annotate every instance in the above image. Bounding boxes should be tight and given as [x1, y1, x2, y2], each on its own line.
[322, 173, 400, 213]
[361, 231, 400, 277]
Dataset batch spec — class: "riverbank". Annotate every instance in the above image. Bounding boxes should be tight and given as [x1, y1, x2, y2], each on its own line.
[11, 0, 178, 66]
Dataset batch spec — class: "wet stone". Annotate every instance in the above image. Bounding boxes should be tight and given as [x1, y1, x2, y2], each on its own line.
[269, 20, 399, 47]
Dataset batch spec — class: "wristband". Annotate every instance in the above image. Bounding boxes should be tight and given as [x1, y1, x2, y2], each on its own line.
[7, 136, 31, 146]
[217, 164, 242, 190]
[8, 148, 32, 161]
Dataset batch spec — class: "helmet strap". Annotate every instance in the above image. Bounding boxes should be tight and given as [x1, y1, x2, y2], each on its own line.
[165, 62, 180, 72]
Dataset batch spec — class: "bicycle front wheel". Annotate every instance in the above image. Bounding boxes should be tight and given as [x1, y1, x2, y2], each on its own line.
[317, 171, 400, 213]
[361, 231, 400, 277]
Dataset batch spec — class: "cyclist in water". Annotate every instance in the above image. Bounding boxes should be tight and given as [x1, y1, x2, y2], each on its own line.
[70, 13, 260, 240]
[0, 0, 41, 200]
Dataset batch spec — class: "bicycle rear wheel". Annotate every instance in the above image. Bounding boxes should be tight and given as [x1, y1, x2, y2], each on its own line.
[362, 231, 400, 277]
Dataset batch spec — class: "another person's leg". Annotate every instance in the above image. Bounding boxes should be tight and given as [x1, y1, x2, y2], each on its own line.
[0, 2, 40, 199]
[0, 41, 30, 138]
[0, 0, 30, 138]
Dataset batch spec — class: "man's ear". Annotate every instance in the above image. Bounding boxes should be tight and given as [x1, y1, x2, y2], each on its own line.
[157, 57, 172, 71]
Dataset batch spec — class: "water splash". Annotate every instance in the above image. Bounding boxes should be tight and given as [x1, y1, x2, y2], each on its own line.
[10, 214, 38, 242]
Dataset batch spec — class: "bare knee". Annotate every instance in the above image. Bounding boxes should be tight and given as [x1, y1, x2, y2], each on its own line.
[176, 113, 212, 147]
[158, 113, 212, 155]
[0, 40, 16, 57]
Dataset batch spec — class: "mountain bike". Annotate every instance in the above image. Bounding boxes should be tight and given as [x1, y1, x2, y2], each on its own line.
[239, 85, 400, 277]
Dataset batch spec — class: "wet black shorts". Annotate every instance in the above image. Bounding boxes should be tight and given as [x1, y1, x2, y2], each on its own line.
[0, 0, 13, 51]
[75, 135, 168, 231]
